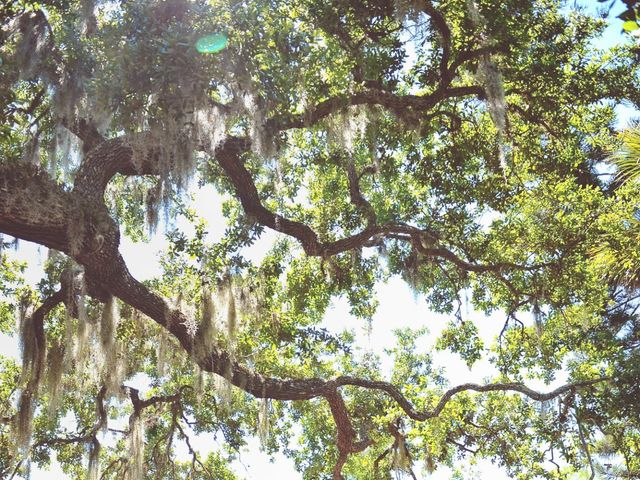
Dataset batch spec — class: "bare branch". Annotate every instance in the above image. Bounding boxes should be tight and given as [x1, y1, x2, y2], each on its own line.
[325, 388, 372, 479]
[576, 413, 596, 480]
[345, 157, 377, 227]
[73, 133, 165, 201]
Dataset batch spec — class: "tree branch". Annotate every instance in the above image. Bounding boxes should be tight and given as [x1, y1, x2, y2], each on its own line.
[332, 376, 608, 422]
[61, 117, 106, 154]
[422, 1, 452, 83]
[214, 137, 543, 275]
[266, 86, 484, 132]
[33, 386, 107, 448]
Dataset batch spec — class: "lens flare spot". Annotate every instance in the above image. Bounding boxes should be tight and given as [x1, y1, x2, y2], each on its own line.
[195, 33, 228, 54]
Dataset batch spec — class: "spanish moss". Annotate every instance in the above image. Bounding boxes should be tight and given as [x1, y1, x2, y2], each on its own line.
[391, 439, 413, 474]
[157, 328, 169, 378]
[100, 296, 118, 360]
[258, 398, 270, 448]
[48, 125, 76, 178]
[226, 282, 237, 344]
[46, 340, 65, 414]
[197, 284, 217, 357]
[466, 0, 509, 175]
[327, 106, 370, 152]
[14, 11, 49, 80]
[87, 439, 100, 480]
[194, 106, 227, 153]
[241, 90, 272, 158]
[193, 363, 205, 396]
[214, 374, 232, 408]
[533, 303, 544, 338]
[144, 179, 164, 235]
[76, 297, 89, 370]
[22, 137, 40, 166]
[18, 303, 36, 385]
[62, 307, 75, 371]
[125, 413, 144, 480]
[14, 388, 35, 456]
[104, 343, 126, 399]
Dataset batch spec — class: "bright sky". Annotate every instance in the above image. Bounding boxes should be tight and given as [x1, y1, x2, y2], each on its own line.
[2, 2, 639, 479]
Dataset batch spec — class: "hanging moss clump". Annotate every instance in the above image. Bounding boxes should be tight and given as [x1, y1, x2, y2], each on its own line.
[101, 295, 126, 397]
[226, 282, 237, 343]
[125, 413, 144, 480]
[14, 389, 35, 456]
[100, 296, 118, 359]
[466, 0, 509, 174]
[87, 439, 101, 480]
[157, 328, 169, 378]
[258, 398, 270, 448]
[15, 298, 43, 455]
[46, 340, 65, 414]
[18, 302, 37, 385]
[195, 284, 217, 359]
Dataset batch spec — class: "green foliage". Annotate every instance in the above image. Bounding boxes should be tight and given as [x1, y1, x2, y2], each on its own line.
[436, 321, 484, 368]
[1, 0, 640, 479]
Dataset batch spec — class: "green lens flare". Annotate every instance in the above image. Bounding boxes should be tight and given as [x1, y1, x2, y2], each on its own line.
[195, 33, 228, 54]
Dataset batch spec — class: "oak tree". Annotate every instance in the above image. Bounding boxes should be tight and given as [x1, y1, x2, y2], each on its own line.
[1, 0, 640, 479]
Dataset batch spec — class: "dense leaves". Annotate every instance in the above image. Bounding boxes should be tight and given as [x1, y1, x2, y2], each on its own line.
[0, 0, 640, 479]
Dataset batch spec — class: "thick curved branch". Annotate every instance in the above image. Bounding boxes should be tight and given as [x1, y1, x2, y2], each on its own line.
[0, 153, 610, 480]
[267, 86, 484, 132]
[326, 388, 372, 479]
[59, 214, 604, 418]
[448, 45, 508, 77]
[422, 1, 452, 82]
[0, 163, 77, 252]
[62, 117, 106, 154]
[128, 385, 189, 412]
[73, 134, 165, 201]
[215, 138, 550, 274]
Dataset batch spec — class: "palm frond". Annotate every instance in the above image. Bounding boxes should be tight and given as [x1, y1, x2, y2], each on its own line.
[610, 127, 640, 184]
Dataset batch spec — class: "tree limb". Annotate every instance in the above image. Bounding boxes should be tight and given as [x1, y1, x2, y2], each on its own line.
[266, 86, 484, 132]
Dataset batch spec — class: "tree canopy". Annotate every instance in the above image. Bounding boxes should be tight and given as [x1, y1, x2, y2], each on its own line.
[1, 0, 640, 479]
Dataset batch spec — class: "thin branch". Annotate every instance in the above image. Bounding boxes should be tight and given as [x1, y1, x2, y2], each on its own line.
[99, 457, 126, 480]
[373, 446, 392, 479]
[345, 156, 377, 227]
[332, 376, 608, 422]
[448, 45, 508, 76]
[446, 436, 479, 454]
[576, 413, 596, 480]
[175, 418, 214, 478]
[33, 386, 107, 449]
